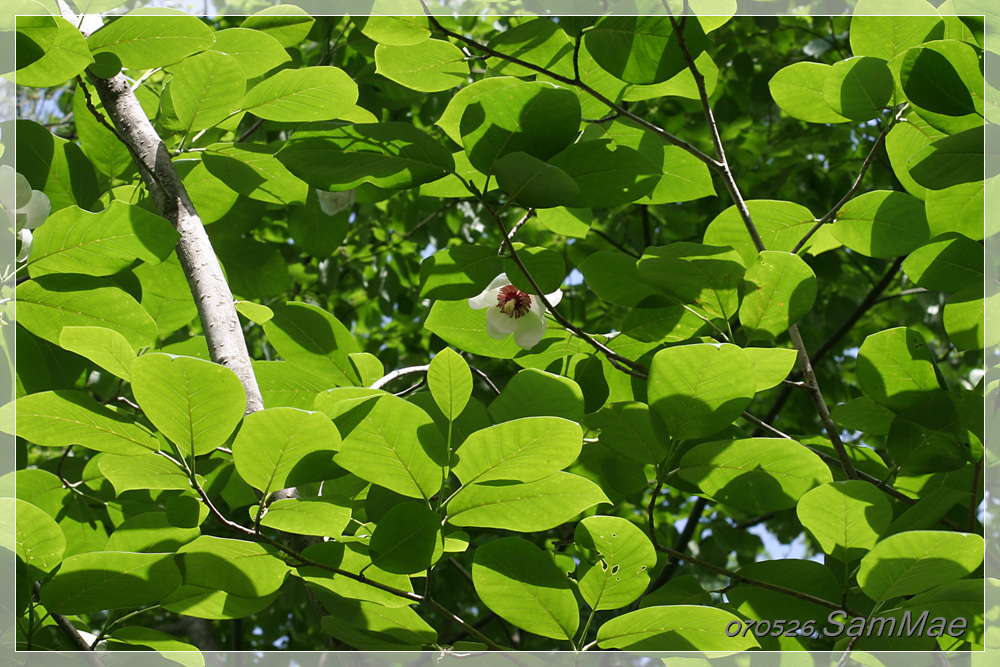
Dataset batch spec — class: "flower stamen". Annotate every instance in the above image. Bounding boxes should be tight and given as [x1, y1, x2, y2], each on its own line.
[496, 284, 531, 319]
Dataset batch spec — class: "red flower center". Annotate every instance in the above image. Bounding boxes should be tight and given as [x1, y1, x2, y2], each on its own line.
[496, 284, 531, 319]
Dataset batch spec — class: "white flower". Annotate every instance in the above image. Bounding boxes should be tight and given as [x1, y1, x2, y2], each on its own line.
[468, 273, 563, 350]
[316, 188, 356, 216]
[0, 164, 51, 232]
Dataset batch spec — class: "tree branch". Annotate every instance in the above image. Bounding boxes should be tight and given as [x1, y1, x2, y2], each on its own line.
[369, 364, 430, 391]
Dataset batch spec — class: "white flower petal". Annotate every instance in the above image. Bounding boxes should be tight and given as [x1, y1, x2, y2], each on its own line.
[513, 311, 546, 349]
[486, 306, 519, 338]
[317, 189, 356, 216]
[468, 273, 511, 310]
[545, 288, 563, 308]
[0, 165, 16, 211]
[16, 228, 33, 262]
[19, 190, 51, 230]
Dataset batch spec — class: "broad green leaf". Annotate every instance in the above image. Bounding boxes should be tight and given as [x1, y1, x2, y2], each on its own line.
[368, 502, 444, 574]
[232, 407, 341, 495]
[240, 4, 314, 47]
[849, 15, 943, 60]
[10, 468, 109, 561]
[902, 232, 983, 292]
[256, 497, 351, 537]
[14, 16, 92, 87]
[447, 472, 609, 531]
[418, 245, 502, 300]
[11, 14, 57, 71]
[98, 453, 192, 494]
[452, 417, 581, 485]
[897, 580, 985, 646]
[10, 390, 158, 455]
[169, 51, 245, 133]
[130, 354, 246, 457]
[624, 51, 719, 103]
[173, 160, 241, 224]
[831, 396, 896, 436]
[104, 513, 200, 553]
[535, 207, 592, 238]
[596, 605, 759, 651]
[926, 181, 985, 240]
[355, 15, 431, 46]
[202, 143, 309, 205]
[489, 369, 584, 423]
[585, 16, 706, 85]
[796, 481, 893, 561]
[857, 531, 984, 603]
[347, 352, 384, 388]
[486, 18, 574, 79]
[425, 299, 523, 360]
[427, 347, 472, 421]
[738, 250, 817, 340]
[177, 535, 290, 598]
[42, 551, 182, 614]
[17, 275, 156, 350]
[262, 301, 360, 387]
[648, 343, 756, 439]
[856, 327, 938, 411]
[4, 498, 65, 572]
[548, 140, 660, 208]
[769, 62, 849, 124]
[460, 80, 581, 174]
[29, 201, 179, 277]
[59, 326, 136, 381]
[587, 402, 668, 465]
[945, 287, 987, 351]
[472, 536, 579, 640]
[638, 242, 745, 321]
[502, 245, 566, 295]
[640, 576, 712, 608]
[621, 305, 710, 344]
[375, 39, 469, 92]
[108, 626, 202, 658]
[16, 118, 100, 212]
[744, 347, 798, 392]
[161, 585, 280, 619]
[579, 250, 661, 307]
[897, 40, 984, 135]
[276, 123, 454, 190]
[319, 594, 437, 649]
[575, 515, 656, 611]
[71, 84, 136, 179]
[887, 391, 969, 474]
[240, 67, 358, 122]
[331, 393, 446, 500]
[87, 9, 215, 69]
[436, 77, 525, 145]
[832, 190, 930, 258]
[215, 238, 291, 299]
[493, 152, 580, 209]
[703, 200, 817, 264]
[885, 114, 945, 199]
[211, 27, 290, 78]
[823, 57, 893, 121]
[909, 125, 986, 190]
[678, 438, 834, 513]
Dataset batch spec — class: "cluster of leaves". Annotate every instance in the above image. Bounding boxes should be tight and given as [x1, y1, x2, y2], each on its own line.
[1, 0, 991, 657]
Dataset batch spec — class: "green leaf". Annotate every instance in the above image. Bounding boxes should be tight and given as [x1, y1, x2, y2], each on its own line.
[885, 114, 945, 199]
[355, 15, 430, 46]
[3, 498, 65, 572]
[900, 46, 976, 117]
[215, 238, 291, 299]
[17, 275, 156, 350]
[202, 143, 309, 206]
[447, 472, 609, 532]
[256, 497, 351, 537]
[211, 27, 290, 79]
[822, 56, 893, 121]
[902, 232, 983, 292]
[548, 140, 660, 209]
[331, 393, 446, 501]
[944, 287, 986, 351]
[232, 407, 341, 495]
[87, 9, 215, 70]
[887, 391, 969, 474]
[418, 245, 502, 300]
[678, 438, 834, 513]
[10, 390, 158, 455]
[926, 181, 985, 240]
[587, 401, 668, 465]
[108, 626, 202, 658]
[369, 502, 444, 574]
[319, 594, 437, 649]
[16, 118, 100, 212]
[98, 453, 192, 494]
[276, 123, 454, 190]
[624, 51, 719, 103]
[638, 242, 745, 321]
[486, 18, 574, 79]
[493, 152, 580, 209]
[130, 354, 246, 457]
[436, 77, 525, 145]
[161, 585, 281, 620]
[768, 62, 849, 123]
[849, 15, 943, 61]
[579, 250, 661, 307]
[29, 201, 179, 277]
[738, 250, 817, 340]
[262, 301, 360, 387]
[14, 16, 92, 87]
[744, 347, 798, 392]
[832, 190, 930, 258]
[239, 66, 358, 122]
[42, 551, 182, 614]
[897, 580, 985, 646]
[424, 299, 523, 360]
[640, 575, 712, 608]
[596, 605, 759, 651]
[103, 513, 199, 553]
[857, 530, 984, 603]
[648, 343, 756, 440]
[169, 51, 245, 133]
[427, 347, 472, 421]
[575, 515, 656, 611]
[472, 536, 579, 640]
[176, 535, 290, 598]
[375, 39, 469, 92]
[59, 326, 136, 381]
[703, 199, 817, 264]
[240, 4, 314, 47]
[488, 368, 584, 423]
[460, 80, 581, 174]
[585, 16, 706, 85]
[452, 417, 581, 485]
[831, 396, 895, 436]
[909, 125, 985, 190]
[502, 245, 566, 295]
[796, 481, 893, 561]
[535, 207, 592, 238]
[856, 327, 938, 411]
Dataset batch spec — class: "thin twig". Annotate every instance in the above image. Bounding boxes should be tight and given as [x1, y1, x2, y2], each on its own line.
[369, 364, 430, 391]
[468, 363, 501, 395]
[32, 582, 94, 652]
[590, 227, 641, 258]
[497, 208, 534, 254]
